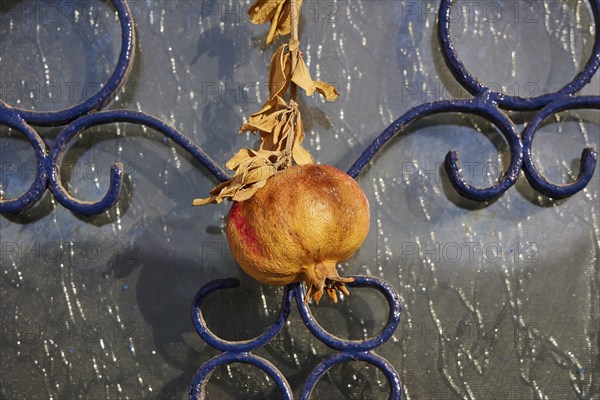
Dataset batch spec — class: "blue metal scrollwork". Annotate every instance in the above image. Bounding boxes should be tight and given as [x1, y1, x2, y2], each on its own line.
[522, 96, 599, 198]
[0, 0, 227, 215]
[0, 101, 48, 213]
[2, 0, 600, 397]
[437, 0, 600, 111]
[189, 277, 402, 399]
[347, 96, 524, 201]
[8, 0, 136, 127]
[349, 0, 599, 200]
[48, 110, 230, 215]
[2, 0, 599, 214]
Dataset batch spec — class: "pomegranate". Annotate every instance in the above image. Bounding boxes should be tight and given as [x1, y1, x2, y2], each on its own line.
[226, 164, 370, 303]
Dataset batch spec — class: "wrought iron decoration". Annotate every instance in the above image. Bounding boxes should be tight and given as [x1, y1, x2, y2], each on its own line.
[1, 0, 599, 398]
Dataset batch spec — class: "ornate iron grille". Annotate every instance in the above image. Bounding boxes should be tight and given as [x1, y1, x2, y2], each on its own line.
[1, 0, 599, 399]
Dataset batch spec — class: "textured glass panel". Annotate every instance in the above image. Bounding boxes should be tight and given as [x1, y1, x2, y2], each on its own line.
[1, 0, 598, 399]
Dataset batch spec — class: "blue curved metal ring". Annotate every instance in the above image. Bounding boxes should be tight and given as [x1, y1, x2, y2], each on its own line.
[191, 278, 293, 352]
[295, 276, 401, 352]
[299, 351, 402, 400]
[438, 0, 600, 111]
[3, 0, 136, 126]
[48, 109, 230, 216]
[523, 95, 599, 198]
[0, 101, 48, 213]
[189, 351, 294, 400]
[347, 98, 523, 201]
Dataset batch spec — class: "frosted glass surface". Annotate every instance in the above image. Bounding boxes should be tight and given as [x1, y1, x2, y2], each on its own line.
[1, 0, 599, 398]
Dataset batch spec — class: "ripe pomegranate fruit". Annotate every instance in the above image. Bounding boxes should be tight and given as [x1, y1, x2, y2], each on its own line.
[226, 164, 370, 303]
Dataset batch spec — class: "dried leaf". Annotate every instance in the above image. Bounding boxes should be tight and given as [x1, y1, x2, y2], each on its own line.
[232, 179, 268, 202]
[247, 0, 283, 24]
[244, 164, 278, 184]
[269, 45, 292, 99]
[292, 145, 313, 165]
[290, 54, 314, 94]
[293, 106, 304, 144]
[231, 186, 260, 202]
[240, 96, 289, 135]
[192, 197, 218, 206]
[193, 147, 289, 205]
[241, 98, 301, 154]
[313, 80, 340, 102]
[247, 0, 302, 44]
[192, 175, 242, 205]
[291, 113, 313, 164]
[291, 52, 339, 101]
[226, 148, 260, 170]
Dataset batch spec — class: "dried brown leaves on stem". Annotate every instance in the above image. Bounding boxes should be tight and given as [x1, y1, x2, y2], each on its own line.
[193, 43, 338, 206]
[248, 0, 302, 44]
[194, 0, 338, 206]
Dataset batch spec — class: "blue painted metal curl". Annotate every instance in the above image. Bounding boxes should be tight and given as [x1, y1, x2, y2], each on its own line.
[437, 0, 600, 111]
[1, 0, 599, 394]
[189, 351, 294, 400]
[191, 278, 293, 352]
[300, 351, 402, 400]
[2, 0, 598, 213]
[48, 110, 229, 216]
[347, 97, 524, 201]
[295, 276, 401, 352]
[522, 96, 599, 198]
[347, 0, 599, 199]
[0, 101, 48, 213]
[4, 0, 136, 126]
[189, 277, 403, 399]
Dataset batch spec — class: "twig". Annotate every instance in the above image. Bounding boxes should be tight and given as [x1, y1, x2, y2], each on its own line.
[289, 0, 299, 101]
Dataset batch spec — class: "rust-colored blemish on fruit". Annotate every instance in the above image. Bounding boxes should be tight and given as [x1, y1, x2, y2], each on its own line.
[229, 202, 262, 255]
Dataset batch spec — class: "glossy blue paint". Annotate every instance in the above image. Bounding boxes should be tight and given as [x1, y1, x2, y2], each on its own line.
[0, 101, 48, 213]
[191, 278, 293, 352]
[437, 0, 600, 111]
[189, 277, 403, 399]
[189, 351, 294, 400]
[522, 96, 599, 198]
[300, 351, 402, 400]
[347, 97, 524, 201]
[295, 276, 401, 352]
[348, 0, 599, 199]
[1, 0, 598, 214]
[47, 110, 230, 215]
[2, 0, 599, 396]
[4, 0, 136, 126]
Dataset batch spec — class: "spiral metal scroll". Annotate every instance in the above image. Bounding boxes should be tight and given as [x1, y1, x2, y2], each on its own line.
[0, 0, 227, 215]
[1, 0, 600, 397]
[4, 0, 135, 127]
[2, 0, 599, 215]
[349, 0, 600, 200]
[189, 277, 402, 399]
